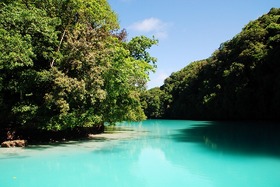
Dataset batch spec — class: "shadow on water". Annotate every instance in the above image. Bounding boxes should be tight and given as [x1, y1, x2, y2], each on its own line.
[23, 128, 136, 151]
[0, 154, 29, 160]
[22, 126, 134, 150]
[172, 121, 280, 157]
[26, 140, 88, 149]
[0, 138, 112, 160]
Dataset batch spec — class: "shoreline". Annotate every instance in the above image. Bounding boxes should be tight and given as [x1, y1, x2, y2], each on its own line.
[0, 125, 146, 148]
[0, 125, 105, 147]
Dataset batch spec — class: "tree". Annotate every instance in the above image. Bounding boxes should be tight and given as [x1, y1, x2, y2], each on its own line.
[0, 3, 60, 127]
[0, 0, 158, 131]
[141, 87, 165, 118]
[145, 8, 280, 121]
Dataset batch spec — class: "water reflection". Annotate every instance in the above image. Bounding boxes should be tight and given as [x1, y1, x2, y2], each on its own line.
[134, 147, 213, 187]
[172, 121, 280, 157]
[1, 120, 280, 187]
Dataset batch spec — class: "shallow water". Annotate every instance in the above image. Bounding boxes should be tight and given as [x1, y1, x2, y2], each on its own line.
[1, 120, 280, 187]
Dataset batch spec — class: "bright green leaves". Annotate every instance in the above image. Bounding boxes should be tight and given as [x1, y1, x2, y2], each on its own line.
[0, 29, 34, 70]
[125, 36, 158, 90]
[101, 36, 157, 124]
[0, 3, 60, 64]
[77, 0, 119, 30]
[127, 36, 158, 67]
[0, 1, 157, 130]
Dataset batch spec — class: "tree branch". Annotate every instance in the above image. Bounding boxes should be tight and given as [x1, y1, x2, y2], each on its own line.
[50, 29, 66, 67]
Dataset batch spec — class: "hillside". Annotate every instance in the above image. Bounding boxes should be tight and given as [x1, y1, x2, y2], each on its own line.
[142, 8, 280, 120]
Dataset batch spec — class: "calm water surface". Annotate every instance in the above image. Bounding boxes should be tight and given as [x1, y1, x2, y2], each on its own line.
[1, 120, 280, 187]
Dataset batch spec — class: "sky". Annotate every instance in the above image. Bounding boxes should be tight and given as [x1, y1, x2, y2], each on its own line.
[108, 0, 279, 89]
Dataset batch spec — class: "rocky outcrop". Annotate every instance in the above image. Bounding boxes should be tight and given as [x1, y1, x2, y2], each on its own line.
[1, 140, 27, 148]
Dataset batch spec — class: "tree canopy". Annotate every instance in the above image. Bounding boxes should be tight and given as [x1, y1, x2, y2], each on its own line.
[0, 0, 158, 130]
[142, 8, 280, 120]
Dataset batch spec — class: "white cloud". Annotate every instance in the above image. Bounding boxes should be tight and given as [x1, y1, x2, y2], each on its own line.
[129, 18, 169, 39]
[129, 18, 164, 32]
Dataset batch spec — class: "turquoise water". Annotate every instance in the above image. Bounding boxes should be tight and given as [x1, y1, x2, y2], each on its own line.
[1, 120, 280, 187]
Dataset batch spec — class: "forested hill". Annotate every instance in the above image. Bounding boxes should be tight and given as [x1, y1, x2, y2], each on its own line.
[142, 8, 280, 120]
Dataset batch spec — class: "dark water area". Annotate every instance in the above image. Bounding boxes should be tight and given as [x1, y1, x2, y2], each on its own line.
[172, 121, 280, 157]
[0, 125, 105, 144]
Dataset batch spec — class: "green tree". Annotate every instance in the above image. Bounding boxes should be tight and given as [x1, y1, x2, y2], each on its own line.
[145, 8, 280, 121]
[0, 3, 60, 127]
[141, 87, 165, 118]
[0, 0, 157, 131]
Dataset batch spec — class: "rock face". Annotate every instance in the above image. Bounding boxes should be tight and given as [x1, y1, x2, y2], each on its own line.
[1, 140, 27, 148]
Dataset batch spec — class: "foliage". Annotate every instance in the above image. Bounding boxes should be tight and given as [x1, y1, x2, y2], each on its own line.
[143, 8, 280, 120]
[0, 0, 157, 130]
[141, 87, 165, 119]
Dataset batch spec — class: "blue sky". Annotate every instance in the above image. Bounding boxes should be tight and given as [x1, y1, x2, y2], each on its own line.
[108, 0, 279, 89]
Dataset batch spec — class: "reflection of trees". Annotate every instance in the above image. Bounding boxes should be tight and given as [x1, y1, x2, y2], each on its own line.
[135, 147, 213, 186]
[172, 121, 280, 157]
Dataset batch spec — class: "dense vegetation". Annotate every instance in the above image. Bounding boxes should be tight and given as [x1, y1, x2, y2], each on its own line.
[0, 0, 158, 133]
[142, 8, 280, 120]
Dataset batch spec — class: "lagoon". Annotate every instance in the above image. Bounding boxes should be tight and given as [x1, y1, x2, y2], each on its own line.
[1, 120, 280, 187]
